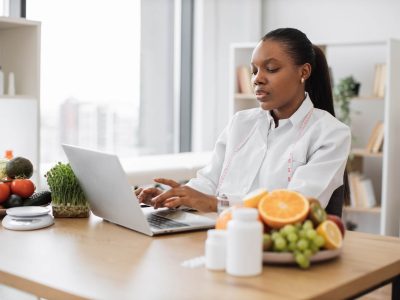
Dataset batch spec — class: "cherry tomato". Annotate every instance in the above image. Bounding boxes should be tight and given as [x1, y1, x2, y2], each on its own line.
[10, 179, 35, 198]
[0, 182, 11, 203]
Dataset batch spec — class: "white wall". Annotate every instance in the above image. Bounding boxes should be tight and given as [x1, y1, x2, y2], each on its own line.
[193, 0, 400, 151]
[264, 0, 400, 42]
[192, 0, 262, 151]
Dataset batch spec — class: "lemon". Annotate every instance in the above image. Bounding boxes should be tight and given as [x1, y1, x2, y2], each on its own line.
[316, 220, 343, 249]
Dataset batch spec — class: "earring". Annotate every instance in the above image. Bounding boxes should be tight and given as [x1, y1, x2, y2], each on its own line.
[301, 78, 305, 84]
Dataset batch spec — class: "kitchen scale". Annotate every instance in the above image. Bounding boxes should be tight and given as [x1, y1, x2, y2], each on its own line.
[2, 206, 54, 231]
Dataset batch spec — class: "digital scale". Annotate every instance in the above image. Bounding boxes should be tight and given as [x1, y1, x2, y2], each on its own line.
[2, 206, 54, 231]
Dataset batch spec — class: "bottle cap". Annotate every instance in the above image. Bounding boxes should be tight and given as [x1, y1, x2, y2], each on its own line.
[232, 208, 258, 221]
[4, 150, 13, 160]
[207, 229, 226, 239]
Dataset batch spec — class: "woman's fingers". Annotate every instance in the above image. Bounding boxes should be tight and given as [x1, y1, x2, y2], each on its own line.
[134, 187, 143, 196]
[151, 178, 183, 208]
[137, 187, 161, 204]
[154, 178, 180, 188]
[152, 188, 184, 209]
[163, 197, 181, 209]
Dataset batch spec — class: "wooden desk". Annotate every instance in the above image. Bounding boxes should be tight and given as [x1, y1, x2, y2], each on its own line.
[0, 215, 399, 300]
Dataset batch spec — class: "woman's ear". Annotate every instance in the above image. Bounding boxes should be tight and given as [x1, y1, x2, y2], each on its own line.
[301, 63, 312, 80]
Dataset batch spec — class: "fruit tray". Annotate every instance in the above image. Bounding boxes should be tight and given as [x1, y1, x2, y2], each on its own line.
[263, 248, 341, 264]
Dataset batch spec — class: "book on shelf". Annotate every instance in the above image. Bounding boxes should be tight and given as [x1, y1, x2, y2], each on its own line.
[348, 172, 377, 208]
[365, 121, 384, 153]
[373, 63, 386, 98]
[236, 65, 253, 94]
[348, 172, 359, 207]
[361, 178, 377, 208]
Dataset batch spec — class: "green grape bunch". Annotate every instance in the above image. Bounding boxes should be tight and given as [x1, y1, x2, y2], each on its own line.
[263, 220, 326, 269]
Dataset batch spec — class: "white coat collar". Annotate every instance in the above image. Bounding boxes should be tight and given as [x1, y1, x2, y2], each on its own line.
[264, 93, 314, 128]
[289, 93, 314, 126]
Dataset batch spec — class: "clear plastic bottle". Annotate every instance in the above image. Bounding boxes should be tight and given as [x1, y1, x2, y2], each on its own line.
[205, 229, 226, 271]
[226, 208, 263, 276]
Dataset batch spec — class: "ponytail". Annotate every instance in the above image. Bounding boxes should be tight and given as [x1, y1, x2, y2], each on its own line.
[306, 45, 336, 117]
[307, 45, 349, 209]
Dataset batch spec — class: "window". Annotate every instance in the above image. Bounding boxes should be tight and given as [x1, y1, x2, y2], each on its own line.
[28, 0, 142, 163]
[29, 0, 193, 170]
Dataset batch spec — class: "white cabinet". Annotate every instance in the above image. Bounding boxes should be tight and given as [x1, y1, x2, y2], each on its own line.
[229, 40, 400, 236]
[0, 17, 41, 184]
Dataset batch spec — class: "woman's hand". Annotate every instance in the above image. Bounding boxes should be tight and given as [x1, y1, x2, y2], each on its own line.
[135, 186, 163, 206]
[151, 178, 217, 212]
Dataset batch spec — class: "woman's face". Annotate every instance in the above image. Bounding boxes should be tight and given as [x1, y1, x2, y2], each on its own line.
[250, 39, 309, 119]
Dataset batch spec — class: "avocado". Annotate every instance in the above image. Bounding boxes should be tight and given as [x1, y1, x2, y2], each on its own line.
[6, 157, 33, 179]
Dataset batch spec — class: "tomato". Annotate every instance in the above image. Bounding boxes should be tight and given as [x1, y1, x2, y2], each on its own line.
[1, 177, 13, 188]
[0, 182, 11, 203]
[10, 179, 35, 198]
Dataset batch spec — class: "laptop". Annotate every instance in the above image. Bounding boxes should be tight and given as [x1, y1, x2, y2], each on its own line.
[62, 144, 215, 236]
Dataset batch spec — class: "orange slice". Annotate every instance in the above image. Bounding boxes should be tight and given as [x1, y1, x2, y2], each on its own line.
[316, 220, 343, 249]
[258, 189, 309, 229]
[215, 205, 243, 230]
[243, 188, 268, 208]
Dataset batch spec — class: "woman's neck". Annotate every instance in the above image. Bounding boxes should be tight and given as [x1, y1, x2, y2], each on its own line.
[271, 93, 307, 127]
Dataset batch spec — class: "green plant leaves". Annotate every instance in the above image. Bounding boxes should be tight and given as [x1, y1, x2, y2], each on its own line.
[45, 162, 87, 206]
[333, 76, 360, 125]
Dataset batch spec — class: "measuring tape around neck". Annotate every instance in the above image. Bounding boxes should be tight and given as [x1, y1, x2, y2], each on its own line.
[287, 108, 314, 182]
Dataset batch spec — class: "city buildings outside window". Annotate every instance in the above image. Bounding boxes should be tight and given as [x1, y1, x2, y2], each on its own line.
[28, 0, 142, 163]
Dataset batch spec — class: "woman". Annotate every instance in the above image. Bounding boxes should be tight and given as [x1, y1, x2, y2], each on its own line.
[137, 28, 351, 213]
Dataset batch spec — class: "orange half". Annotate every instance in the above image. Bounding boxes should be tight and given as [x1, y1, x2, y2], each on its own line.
[243, 188, 268, 208]
[258, 189, 309, 229]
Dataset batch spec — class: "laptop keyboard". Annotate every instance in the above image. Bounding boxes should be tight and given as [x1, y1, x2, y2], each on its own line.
[147, 213, 189, 229]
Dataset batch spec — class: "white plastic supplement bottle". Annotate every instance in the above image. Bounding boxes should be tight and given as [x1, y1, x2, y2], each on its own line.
[205, 229, 226, 271]
[226, 208, 263, 276]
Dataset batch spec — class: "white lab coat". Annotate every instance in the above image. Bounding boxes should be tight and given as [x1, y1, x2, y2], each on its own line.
[187, 95, 351, 208]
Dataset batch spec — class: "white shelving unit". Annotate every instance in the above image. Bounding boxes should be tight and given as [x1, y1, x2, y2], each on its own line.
[229, 43, 257, 117]
[0, 17, 41, 184]
[230, 40, 400, 236]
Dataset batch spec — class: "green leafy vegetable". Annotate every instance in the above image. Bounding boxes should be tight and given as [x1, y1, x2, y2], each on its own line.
[45, 162, 87, 206]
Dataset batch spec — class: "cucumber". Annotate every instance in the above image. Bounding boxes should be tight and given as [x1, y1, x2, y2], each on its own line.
[23, 191, 52, 206]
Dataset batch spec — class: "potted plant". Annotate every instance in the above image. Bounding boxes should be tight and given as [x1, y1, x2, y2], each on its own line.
[333, 76, 360, 125]
[45, 162, 89, 218]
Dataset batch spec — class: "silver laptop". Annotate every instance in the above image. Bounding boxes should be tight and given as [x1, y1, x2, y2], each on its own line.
[62, 144, 215, 236]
